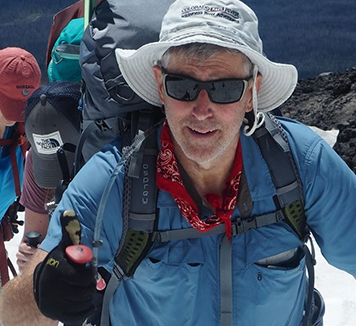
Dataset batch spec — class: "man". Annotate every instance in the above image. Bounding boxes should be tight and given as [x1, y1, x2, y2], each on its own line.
[0, 47, 41, 285]
[1, 1, 356, 325]
[16, 81, 82, 273]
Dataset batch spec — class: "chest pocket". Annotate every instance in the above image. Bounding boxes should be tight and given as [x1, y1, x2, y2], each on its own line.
[146, 237, 205, 270]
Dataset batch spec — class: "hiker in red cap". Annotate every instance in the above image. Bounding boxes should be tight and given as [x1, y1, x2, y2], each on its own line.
[0, 47, 41, 286]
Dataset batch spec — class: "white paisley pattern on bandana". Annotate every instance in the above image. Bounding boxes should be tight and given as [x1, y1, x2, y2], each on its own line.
[156, 120, 242, 240]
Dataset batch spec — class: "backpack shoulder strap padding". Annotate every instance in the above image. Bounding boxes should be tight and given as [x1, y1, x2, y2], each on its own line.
[252, 113, 307, 239]
[99, 110, 162, 326]
[115, 110, 162, 278]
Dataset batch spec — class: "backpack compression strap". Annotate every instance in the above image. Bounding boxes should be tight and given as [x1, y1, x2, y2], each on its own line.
[73, 116, 119, 175]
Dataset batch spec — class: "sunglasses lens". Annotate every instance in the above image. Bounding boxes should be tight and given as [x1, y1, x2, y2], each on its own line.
[163, 71, 248, 104]
[165, 75, 198, 101]
[209, 80, 245, 104]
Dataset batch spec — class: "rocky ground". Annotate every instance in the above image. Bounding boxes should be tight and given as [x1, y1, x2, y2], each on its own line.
[280, 67, 356, 173]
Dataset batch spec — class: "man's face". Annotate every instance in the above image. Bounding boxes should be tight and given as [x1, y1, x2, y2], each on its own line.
[153, 51, 259, 168]
[0, 110, 16, 126]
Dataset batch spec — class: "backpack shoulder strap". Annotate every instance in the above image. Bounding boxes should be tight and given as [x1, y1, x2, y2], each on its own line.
[114, 109, 161, 277]
[16, 122, 28, 158]
[253, 114, 317, 325]
[252, 113, 307, 240]
[97, 109, 163, 326]
[14, 123, 28, 197]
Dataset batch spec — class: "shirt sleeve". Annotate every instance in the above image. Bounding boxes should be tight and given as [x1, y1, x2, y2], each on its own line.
[40, 140, 124, 271]
[303, 137, 356, 276]
[284, 122, 356, 276]
[280, 118, 356, 276]
[20, 149, 53, 214]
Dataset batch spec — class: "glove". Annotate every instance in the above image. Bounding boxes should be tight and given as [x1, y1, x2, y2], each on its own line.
[33, 210, 96, 325]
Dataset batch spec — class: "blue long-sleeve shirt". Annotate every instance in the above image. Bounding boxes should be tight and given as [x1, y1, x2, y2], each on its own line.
[41, 117, 356, 325]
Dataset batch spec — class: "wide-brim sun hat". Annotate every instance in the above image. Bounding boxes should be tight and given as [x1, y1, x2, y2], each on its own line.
[115, 0, 298, 112]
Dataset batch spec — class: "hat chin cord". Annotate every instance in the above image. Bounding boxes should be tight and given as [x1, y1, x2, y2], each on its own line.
[243, 65, 265, 137]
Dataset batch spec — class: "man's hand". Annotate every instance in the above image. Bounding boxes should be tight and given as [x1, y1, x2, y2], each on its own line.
[16, 241, 38, 273]
[33, 210, 96, 325]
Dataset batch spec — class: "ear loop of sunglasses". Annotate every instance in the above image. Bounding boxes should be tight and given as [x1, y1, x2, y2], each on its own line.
[243, 65, 265, 137]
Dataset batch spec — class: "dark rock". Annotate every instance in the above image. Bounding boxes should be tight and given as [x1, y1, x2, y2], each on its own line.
[302, 86, 314, 94]
[280, 68, 356, 173]
[332, 83, 351, 96]
[336, 121, 350, 130]
[349, 74, 356, 83]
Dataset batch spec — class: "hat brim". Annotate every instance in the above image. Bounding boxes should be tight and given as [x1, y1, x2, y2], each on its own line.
[115, 35, 298, 112]
[0, 91, 26, 122]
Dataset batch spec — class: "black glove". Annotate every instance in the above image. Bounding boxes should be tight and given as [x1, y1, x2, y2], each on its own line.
[33, 210, 96, 325]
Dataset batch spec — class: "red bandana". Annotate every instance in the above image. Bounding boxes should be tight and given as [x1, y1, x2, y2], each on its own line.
[156, 121, 242, 240]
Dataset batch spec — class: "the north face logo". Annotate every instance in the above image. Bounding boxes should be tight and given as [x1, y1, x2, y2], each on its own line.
[33, 131, 63, 155]
[35, 138, 61, 150]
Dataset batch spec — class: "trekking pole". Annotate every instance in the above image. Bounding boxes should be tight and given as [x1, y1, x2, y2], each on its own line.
[60, 210, 106, 291]
[24, 231, 42, 247]
[84, 0, 98, 29]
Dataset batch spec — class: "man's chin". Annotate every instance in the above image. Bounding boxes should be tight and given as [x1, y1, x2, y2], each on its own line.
[183, 148, 219, 165]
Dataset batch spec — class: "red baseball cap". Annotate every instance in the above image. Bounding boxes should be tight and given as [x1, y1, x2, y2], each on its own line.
[0, 47, 41, 122]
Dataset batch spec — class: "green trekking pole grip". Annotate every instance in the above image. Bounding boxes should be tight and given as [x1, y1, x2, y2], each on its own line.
[61, 210, 93, 264]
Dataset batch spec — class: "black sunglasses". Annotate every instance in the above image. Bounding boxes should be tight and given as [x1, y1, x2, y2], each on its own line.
[161, 68, 252, 104]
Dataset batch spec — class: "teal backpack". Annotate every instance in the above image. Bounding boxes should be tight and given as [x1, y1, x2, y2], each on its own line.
[47, 17, 84, 83]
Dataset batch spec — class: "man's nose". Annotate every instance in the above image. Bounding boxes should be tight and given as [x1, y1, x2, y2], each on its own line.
[192, 89, 213, 120]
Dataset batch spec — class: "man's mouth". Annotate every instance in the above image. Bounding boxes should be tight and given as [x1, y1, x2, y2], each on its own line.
[189, 127, 217, 137]
[192, 128, 213, 134]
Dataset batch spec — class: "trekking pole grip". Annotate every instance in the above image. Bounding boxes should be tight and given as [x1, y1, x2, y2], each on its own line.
[24, 231, 42, 247]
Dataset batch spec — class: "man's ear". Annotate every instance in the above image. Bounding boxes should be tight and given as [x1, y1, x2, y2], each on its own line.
[245, 73, 263, 113]
[152, 65, 165, 104]
[255, 72, 263, 93]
